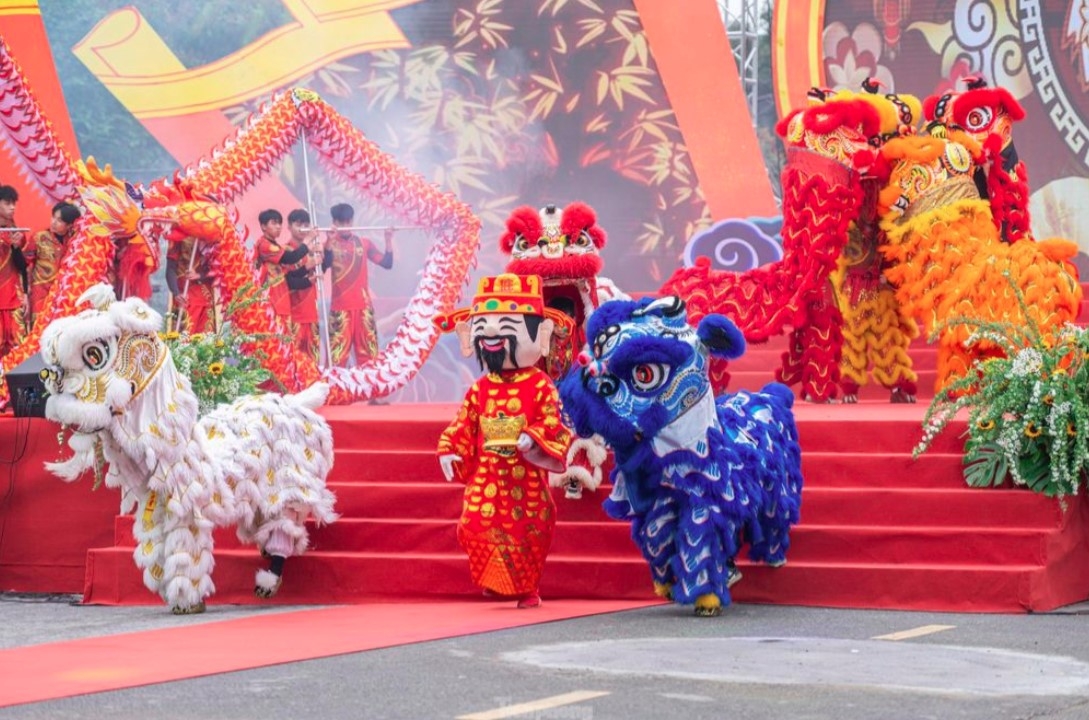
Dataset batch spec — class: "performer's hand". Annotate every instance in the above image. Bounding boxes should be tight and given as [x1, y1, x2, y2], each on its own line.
[516, 433, 535, 453]
[439, 454, 462, 482]
[172, 294, 187, 309]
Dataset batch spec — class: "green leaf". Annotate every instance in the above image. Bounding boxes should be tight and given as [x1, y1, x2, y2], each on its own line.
[1018, 447, 1054, 495]
[963, 443, 1009, 488]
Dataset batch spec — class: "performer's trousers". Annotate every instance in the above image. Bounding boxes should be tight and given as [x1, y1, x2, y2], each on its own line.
[0, 307, 26, 357]
[330, 307, 378, 366]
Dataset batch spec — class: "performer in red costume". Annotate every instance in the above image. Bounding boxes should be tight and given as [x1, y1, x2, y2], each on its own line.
[254, 209, 312, 326]
[435, 274, 573, 609]
[166, 236, 216, 334]
[0, 185, 27, 358]
[499, 202, 626, 499]
[284, 208, 330, 362]
[25, 201, 81, 326]
[326, 203, 392, 367]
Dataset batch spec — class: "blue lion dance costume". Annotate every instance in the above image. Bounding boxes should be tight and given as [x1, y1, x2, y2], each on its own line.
[558, 296, 803, 616]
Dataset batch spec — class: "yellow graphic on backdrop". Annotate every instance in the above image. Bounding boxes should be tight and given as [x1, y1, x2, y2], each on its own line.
[0, 2, 41, 18]
[73, 0, 418, 119]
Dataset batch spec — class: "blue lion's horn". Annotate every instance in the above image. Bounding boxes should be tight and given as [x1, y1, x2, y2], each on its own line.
[633, 296, 685, 318]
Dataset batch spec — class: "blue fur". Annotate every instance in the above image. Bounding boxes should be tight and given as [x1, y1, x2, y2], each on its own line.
[698, 314, 747, 360]
[560, 297, 804, 609]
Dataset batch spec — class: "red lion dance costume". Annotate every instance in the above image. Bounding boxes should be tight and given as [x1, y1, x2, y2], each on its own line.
[660, 92, 885, 402]
[499, 202, 625, 498]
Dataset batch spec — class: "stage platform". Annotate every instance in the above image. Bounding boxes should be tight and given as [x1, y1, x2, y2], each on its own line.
[2, 392, 1088, 614]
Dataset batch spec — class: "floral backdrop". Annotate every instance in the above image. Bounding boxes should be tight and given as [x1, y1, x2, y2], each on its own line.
[28, 0, 1089, 401]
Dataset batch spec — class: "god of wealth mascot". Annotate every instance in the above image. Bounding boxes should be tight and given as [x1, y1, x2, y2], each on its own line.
[500, 202, 626, 500]
[434, 274, 574, 609]
[559, 296, 804, 616]
[40, 284, 337, 614]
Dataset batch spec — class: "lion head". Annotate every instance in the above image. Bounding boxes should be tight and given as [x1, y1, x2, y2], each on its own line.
[40, 284, 169, 434]
[499, 202, 606, 280]
[922, 78, 1025, 154]
[559, 296, 745, 452]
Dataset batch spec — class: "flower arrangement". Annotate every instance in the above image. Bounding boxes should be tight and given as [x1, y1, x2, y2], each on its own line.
[915, 294, 1089, 499]
[162, 288, 284, 415]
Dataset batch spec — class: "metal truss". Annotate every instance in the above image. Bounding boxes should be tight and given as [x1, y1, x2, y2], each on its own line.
[718, 0, 766, 123]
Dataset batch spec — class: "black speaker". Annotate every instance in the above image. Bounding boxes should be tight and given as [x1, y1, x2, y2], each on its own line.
[5, 352, 47, 418]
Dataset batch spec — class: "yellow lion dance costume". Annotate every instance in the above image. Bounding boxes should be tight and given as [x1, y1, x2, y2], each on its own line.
[876, 130, 1082, 390]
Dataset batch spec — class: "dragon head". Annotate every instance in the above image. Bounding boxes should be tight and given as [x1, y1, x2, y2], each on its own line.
[499, 202, 606, 280]
[140, 175, 224, 244]
[559, 296, 745, 451]
[76, 158, 161, 276]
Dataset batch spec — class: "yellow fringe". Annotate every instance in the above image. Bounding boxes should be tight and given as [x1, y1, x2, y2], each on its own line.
[880, 199, 1083, 391]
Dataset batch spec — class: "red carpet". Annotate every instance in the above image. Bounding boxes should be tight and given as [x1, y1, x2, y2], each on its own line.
[0, 598, 660, 708]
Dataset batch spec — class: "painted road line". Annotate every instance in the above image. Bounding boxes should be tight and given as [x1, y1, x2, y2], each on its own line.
[872, 624, 956, 641]
[457, 691, 611, 720]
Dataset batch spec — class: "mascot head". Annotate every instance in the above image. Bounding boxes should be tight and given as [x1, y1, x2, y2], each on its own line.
[40, 284, 168, 434]
[559, 296, 745, 451]
[433, 273, 573, 374]
[499, 202, 606, 280]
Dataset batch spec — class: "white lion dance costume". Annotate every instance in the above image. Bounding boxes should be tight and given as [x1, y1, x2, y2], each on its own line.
[559, 296, 803, 616]
[40, 285, 337, 614]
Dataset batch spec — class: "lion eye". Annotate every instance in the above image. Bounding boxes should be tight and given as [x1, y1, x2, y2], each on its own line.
[631, 363, 669, 392]
[514, 236, 532, 252]
[82, 341, 110, 371]
[964, 106, 993, 131]
[574, 230, 592, 247]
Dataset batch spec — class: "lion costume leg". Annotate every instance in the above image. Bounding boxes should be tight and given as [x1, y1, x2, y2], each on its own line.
[160, 510, 215, 614]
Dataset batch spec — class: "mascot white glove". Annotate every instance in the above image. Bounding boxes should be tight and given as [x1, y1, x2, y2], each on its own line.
[439, 454, 463, 482]
[516, 433, 535, 453]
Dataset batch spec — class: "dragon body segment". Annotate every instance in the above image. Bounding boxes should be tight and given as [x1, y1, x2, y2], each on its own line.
[0, 32, 480, 406]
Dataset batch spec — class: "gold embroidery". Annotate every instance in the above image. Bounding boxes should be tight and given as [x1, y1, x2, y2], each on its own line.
[481, 412, 526, 452]
[76, 376, 109, 404]
[142, 491, 158, 531]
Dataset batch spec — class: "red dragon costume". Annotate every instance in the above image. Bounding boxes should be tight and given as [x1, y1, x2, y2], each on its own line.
[499, 202, 625, 498]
